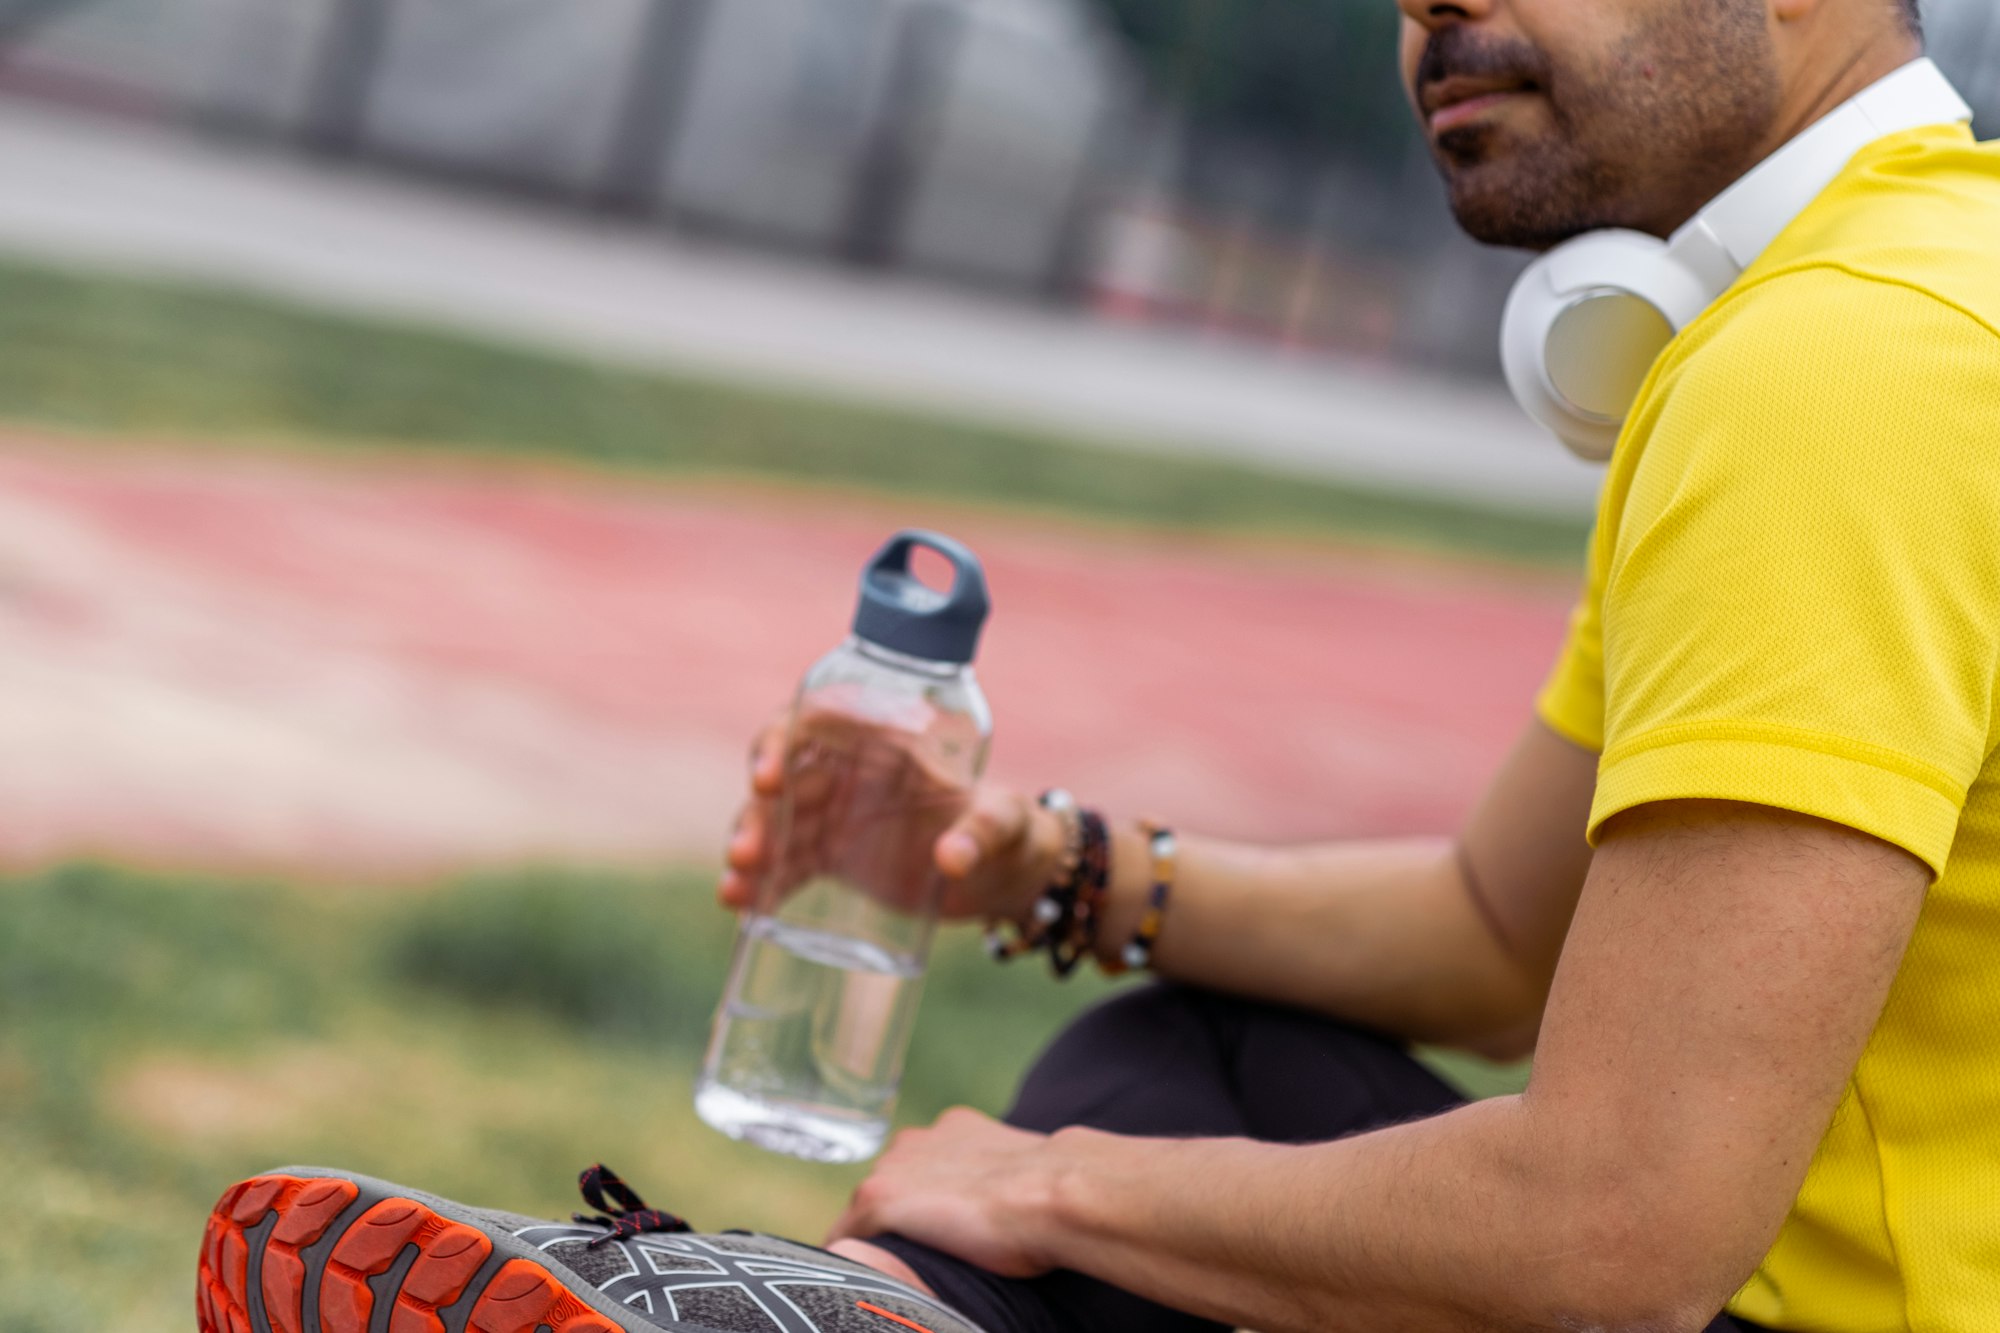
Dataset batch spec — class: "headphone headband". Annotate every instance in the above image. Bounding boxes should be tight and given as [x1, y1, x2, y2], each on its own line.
[1504, 59, 1974, 462]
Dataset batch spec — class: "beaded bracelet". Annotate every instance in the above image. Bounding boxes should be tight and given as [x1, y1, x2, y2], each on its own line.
[984, 801, 1175, 979]
[1049, 808, 1110, 979]
[983, 790, 1085, 964]
[1103, 819, 1177, 976]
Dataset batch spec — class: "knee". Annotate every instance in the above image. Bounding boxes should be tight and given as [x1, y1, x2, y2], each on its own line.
[1004, 983, 1231, 1134]
[1051, 982, 1225, 1051]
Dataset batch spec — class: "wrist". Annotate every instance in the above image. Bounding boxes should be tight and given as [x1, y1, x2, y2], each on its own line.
[1010, 803, 1069, 922]
[1093, 821, 1158, 968]
[1032, 1124, 1113, 1258]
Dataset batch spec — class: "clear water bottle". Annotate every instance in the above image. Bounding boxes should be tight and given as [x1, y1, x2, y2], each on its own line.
[696, 530, 993, 1163]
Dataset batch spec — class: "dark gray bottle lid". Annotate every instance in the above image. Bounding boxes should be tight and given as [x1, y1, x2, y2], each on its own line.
[852, 530, 991, 666]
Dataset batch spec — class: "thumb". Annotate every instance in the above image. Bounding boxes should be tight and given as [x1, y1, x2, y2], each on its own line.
[935, 819, 984, 879]
[934, 789, 1029, 880]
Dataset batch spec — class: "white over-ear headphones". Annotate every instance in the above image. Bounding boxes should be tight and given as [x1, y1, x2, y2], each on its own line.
[1502, 58, 1974, 462]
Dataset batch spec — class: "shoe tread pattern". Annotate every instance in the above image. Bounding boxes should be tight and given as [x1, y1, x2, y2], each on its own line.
[199, 1175, 630, 1333]
[197, 1172, 959, 1333]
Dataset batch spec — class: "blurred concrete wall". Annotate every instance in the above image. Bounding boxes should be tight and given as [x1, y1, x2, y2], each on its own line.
[895, 1, 1110, 285]
[665, 0, 1116, 286]
[666, 0, 902, 249]
[359, 0, 650, 195]
[0, 0, 1128, 292]
[0, 0, 334, 128]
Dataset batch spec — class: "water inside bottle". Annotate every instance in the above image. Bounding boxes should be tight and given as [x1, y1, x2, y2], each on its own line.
[696, 913, 925, 1164]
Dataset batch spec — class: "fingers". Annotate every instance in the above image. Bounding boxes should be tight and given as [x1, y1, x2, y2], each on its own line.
[719, 803, 821, 910]
[935, 1105, 993, 1129]
[824, 1198, 866, 1246]
[717, 797, 766, 909]
[935, 830, 980, 880]
[721, 714, 796, 910]
[726, 802, 767, 872]
[827, 1130, 918, 1245]
[750, 722, 787, 797]
[826, 1174, 885, 1245]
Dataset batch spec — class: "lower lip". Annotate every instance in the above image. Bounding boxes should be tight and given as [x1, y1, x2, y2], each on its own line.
[1430, 90, 1526, 133]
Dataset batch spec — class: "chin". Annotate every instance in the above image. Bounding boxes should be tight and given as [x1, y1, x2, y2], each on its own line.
[1444, 178, 1576, 250]
[1438, 149, 1625, 252]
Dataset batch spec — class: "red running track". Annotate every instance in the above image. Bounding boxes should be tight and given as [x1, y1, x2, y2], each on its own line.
[0, 435, 1579, 877]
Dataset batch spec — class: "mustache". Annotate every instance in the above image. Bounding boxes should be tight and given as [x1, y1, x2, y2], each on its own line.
[1416, 25, 1552, 95]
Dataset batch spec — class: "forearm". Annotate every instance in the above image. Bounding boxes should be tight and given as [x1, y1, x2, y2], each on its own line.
[1037, 1101, 1708, 1333]
[846, 802, 1883, 1332]
[1094, 826, 1545, 1047]
[1062, 722, 1593, 1048]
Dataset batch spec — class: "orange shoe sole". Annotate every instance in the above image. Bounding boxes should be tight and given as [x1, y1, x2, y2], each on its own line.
[196, 1171, 654, 1333]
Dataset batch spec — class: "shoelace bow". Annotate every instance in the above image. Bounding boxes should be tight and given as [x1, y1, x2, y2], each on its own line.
[574, 1163, 694, 1249]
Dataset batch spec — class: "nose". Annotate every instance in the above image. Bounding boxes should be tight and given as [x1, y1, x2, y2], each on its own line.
[1398, 0, 1498, 30]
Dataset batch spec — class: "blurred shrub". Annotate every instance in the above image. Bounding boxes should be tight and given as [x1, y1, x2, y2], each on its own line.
[0, 861, 324, 1062]
[376, 867, 1138, 1120]
[382, 867, 732, 1050]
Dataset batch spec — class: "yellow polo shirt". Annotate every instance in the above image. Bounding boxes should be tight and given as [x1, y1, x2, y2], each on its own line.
[1536, 124, 2000, 1330]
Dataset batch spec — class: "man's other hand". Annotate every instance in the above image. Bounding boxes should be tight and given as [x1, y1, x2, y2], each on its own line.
[827, 1107, 1061, 1280]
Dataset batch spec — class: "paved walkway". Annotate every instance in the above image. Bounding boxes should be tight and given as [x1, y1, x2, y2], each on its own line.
[0, 435, 1574, 876]
[0, 97, 1604, 519]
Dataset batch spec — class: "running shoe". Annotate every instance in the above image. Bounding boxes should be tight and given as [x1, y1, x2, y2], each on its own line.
[196, 1162, 984, 1333]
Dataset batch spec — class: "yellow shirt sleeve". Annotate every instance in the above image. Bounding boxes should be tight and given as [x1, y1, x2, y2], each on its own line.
[1582, 266, 2000, 877]
[1537, 591, 1606, 754]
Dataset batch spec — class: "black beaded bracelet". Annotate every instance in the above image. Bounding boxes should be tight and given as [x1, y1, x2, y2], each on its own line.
[983, 790, 1084, 964]
[1049, 808, 1110, 979]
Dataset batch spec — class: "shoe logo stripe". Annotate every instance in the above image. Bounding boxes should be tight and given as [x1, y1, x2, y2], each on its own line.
[856, 1300, 936, 1332]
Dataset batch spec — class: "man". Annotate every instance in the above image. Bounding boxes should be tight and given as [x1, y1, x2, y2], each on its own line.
[793, 0, 2000, 1327]
[200, 1, 2000, 1331]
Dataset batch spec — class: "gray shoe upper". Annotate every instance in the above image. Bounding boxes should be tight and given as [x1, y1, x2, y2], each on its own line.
[473, 1209, 984, 1333]
[264, 1165, 984, 1333]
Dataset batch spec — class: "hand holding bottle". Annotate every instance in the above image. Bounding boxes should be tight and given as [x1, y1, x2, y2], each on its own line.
[720, 713, 1057, 925]
[699, 530, 1015, 1163]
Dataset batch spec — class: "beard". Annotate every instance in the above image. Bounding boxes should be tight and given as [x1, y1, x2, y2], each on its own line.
[1420, 2, 1781, 250]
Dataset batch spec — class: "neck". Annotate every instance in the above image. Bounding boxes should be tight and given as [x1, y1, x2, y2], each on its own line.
[1653, 37, 1923, 236]
[1763, 41, 1925, 158]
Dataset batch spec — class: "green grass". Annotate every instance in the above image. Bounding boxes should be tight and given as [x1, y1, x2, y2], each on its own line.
[0, 862, 1523, 1331]
[0, 257, 1587, 563]
[0, 862, 1125, 1331]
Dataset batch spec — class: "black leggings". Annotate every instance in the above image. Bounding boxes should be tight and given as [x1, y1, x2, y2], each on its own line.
[872, 984, 1765, 1333]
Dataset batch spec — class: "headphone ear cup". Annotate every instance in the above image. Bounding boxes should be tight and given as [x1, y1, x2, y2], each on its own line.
[1502, 230, 1711, 462]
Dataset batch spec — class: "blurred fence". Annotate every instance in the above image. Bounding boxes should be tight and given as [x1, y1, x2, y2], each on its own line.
[1086, 114, 1530, 374]
[0, 0, 1125, 295]
[0, 0, 1995, 379]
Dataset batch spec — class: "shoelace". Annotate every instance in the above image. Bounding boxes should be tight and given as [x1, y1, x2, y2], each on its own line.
[573, 1163, 694, 1249]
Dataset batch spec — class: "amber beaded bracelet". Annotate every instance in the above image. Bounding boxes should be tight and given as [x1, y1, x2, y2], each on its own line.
[1103, 818, 1177, 976]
